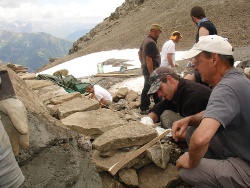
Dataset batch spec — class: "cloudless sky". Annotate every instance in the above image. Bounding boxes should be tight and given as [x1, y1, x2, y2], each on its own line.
[0, 0, 125, 24]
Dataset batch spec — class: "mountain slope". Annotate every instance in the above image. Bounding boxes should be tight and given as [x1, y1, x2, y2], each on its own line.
[0, 30, 72, 71]
[38, 0, 250, 72]
[65, 29, 90, 42]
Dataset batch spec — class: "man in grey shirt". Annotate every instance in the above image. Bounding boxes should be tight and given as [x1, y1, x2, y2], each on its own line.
[172, 35, 250, 187]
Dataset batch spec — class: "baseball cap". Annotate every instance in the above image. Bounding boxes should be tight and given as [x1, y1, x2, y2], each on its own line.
[171, 31, 183, 38]
[181, 35, 234, 59]
[150, 24, 163, 32]
[148, 67, 174, 95]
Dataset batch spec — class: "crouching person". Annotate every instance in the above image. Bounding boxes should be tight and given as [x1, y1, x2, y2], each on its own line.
[85, 84, 113, 108]
[141, 66, 211, 141]
[172, 35, 250, 187]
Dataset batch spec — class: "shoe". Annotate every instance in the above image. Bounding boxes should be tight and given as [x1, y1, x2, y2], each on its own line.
[140, 110, 149, 115]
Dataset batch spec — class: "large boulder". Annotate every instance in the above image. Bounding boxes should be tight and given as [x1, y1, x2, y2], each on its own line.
[61, 108, 126, 138]
[92, 122, 157, 151]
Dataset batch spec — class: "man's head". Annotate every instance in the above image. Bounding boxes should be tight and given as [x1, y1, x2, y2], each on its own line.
[182, 35, 234, 86]
[85, 84, 94, 93]
[170, 31, 183, 43]
[190, 6, 206, 24]
[149, 23, 162, 39]
[148, 67, 180, 100]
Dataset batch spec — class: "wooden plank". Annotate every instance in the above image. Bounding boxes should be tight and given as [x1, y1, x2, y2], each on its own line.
[108, 129, 171, 175]
[94, 73, 139, 77]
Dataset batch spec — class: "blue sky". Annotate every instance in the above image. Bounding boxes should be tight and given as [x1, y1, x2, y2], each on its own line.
[0, 0, 125, 24]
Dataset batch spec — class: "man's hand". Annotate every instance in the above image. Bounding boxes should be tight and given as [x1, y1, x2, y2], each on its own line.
[171, 117, 190, 142]
[140, 116, 154, 125]
[176, 152, 192, 170]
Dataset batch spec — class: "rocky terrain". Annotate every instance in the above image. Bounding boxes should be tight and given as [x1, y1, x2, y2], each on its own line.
[3, 0, 250, 187]
[5, 66, 185, 188]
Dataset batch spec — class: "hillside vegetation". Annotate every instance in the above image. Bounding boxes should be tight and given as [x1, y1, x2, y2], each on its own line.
[38, 0, 250, 72]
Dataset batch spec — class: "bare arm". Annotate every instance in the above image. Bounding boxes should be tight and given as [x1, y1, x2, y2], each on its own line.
[176, 117, 221, 169]
[99, 98, 108, 108]
[199, 27, 209, 37]
[146, 56, 154, 74]
[167, 53, 174, 68]
[138, 49, 142, 64]
[89, 93, 94, 99]
[184, 73, 196, 81]
[172, 111, 204, 142]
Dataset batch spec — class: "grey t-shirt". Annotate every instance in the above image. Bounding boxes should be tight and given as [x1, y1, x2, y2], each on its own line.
[203, 67, 250, 163]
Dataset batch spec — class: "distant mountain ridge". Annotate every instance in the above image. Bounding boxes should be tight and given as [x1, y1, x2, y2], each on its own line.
[0, 20, 92, 41]
[65, 29, 90, 42]
[0, 30, 72, 72]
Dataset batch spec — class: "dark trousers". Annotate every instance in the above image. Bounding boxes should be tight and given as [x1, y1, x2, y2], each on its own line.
[140, 74, 161, 111]
[186, 126, 225, 159]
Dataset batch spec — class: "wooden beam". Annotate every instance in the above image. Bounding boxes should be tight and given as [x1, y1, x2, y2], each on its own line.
[94, 73, 139, 77]
[108, 129, 171, 175]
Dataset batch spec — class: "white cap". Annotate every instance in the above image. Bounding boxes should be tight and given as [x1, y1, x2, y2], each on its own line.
[182, 35, 234, 59]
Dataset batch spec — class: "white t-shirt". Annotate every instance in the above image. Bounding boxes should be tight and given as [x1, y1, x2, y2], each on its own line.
[94, 85, 112, 102]
[160, 40, 175, 68]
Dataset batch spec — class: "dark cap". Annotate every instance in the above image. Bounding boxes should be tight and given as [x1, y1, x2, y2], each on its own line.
[147, 67, 175, 95]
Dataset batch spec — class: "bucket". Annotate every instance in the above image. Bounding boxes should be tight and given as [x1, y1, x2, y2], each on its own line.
[97, 63, 104, 73]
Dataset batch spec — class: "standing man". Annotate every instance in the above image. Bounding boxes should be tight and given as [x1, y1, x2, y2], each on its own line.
[172, 35, 250, 187]
[184, 6, 217, 85]
[190, 6, 217, 42]
[160, 31, 182, 68]
[138, 23, 162, 115]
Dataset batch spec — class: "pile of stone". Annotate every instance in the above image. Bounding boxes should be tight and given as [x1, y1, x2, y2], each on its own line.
[22, 76, 185, 187]
[6, 62, 29, 74]
[236, 59, 250, 79]
[91, 122, 183, 187]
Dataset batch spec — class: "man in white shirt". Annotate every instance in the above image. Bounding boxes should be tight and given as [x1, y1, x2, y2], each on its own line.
[160, 31, 182, 68]
[85, 84, 112, 108]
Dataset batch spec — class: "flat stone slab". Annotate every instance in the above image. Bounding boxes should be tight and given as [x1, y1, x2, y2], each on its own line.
[92, 122, 158, 151]
[36, 85, 68, 104]
[92, 148, 143, 172]
[20, 73, 37, 80]
[57, 97, 99, 119]
[61, 108, 125, 136]
[50, 92, 82, 105]
[25, 79, 54, 90]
